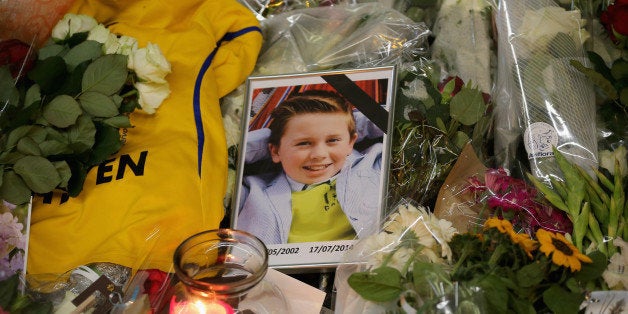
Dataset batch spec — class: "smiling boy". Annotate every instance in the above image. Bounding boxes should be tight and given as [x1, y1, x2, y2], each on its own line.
[237, 90, 383, 244]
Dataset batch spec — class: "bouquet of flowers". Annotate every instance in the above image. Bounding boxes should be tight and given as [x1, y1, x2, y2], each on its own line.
[465, 167, 573, 236]
[335, 199, 608, 313]
[493, 0, 599, 186]
[388, 61, 493, 208]
[0, 13, 171, 206]
[0, 12, 171, 313]
[570, 0, 628, 176]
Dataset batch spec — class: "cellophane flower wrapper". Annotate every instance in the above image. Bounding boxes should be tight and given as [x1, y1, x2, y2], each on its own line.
[493, 0, 599, 186]
[254, 3, 430, 74]
[430, 0, 496, 94]
[569, 0, 628, 181]
[334, 199, 486, 313]
[221, 2, 431, 210]
[388, 58, 494, 210]
[24, 227, 170, 313]
[386, 0, 496, 210]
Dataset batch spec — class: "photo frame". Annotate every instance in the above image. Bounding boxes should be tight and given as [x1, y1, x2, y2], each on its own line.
[231, 66, 396, 269]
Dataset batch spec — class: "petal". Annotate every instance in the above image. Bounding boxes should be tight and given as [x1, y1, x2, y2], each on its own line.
[552, 251, 568, 267]
[568, 256, 581, 272]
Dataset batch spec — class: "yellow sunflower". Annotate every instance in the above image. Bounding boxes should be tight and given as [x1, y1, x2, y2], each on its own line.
[536, 229, 592, 272]
[484, 217, 513, 234]
[508, 231, 538, 258]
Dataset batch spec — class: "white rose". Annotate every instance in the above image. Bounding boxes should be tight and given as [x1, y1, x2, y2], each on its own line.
[115, 36, 138, 56]
[86, 24, 120, 54]
[135, 82, 171, 114]
[86, 24, 110, 44]
[519, 7, 589, 55]
[129, 43, 171, 84]
[51, 14, 98, 41]
[101, 35, 138, 56]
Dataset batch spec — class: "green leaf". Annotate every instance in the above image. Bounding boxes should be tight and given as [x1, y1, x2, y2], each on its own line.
[553, 148, 586, 214]
[38, 44, 66, 60]
[44, 126, 67, 142]
[611, 59, 628, 81]
[440, 78, 456, 103]
[427, 102, 450, 127]
[347, 266, 403, 302]
[0, 273, 18, 308]
[27, 56, 68, 94]
[89, 123, 123, 165]
[574, 251, 607, 282]
[413, 261, 451, 296]
[6, 125, 34, 149]
[62, 40, 103, 71]
[82, 54, 128, 95]
[66, 159, 89, 197]
[53, 161, 72, 189]
[542, 285, 584, 314]
[453, 131, 470, 151]
[570, 59, 618, 99]
[26, 125, 47, 143]
[56, 60, 90, 96]
[510, 295, 536, 314]
[477, 275, 509, 313]
[39, 140, 72, 156]
[65, 32, 89, 47]
[0, 170, 32, 205]
[0, 67, 20, 107]
[528, 174, 568, 212]
[119, 97, 139, 114]
[408, 0, 437, 7]
[0, 151, 26, 164]
[450, 86, 486, 126]
[42, 95, 82, 128]
[65, 115, 96, 153]
[111, 94, 123, 108]
[13, 155, 61, 193]
[585, 51, 613, 80]
[103, 115, 132, 128]
[620, 87, 628, 106]
[17, 137, 42, 156]
[24, 84, 41, 109]
[516, 262, 544, 288]
[79, 91, 120, 117]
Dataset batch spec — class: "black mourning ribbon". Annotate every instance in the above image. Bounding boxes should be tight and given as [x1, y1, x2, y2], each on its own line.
[321, 74, 388, 133]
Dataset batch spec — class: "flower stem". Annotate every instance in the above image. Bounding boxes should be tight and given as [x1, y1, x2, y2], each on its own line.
[121, 90, 137, 98]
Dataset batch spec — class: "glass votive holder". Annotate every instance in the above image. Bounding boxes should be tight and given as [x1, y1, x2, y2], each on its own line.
[169, 229, 288, 313]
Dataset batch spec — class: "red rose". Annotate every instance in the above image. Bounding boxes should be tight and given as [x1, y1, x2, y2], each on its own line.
[438, 76, 491, 104]
[437, 76, 464, 96]
[0, 39, 36, 79]
[600, 0, 628, 45]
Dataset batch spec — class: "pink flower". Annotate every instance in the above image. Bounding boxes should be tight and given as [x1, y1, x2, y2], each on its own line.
[467, 168, 573, 235]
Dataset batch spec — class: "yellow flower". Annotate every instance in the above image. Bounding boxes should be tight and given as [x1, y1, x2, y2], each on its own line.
[537, 229, 592, 272]
[484, 217, 513, 234]
[509, 231, 538, 258]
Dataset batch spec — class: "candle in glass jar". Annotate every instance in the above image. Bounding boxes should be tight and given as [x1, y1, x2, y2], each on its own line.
[169, 296, 235, 314]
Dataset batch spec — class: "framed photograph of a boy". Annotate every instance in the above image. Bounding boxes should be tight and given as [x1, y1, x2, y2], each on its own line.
[231, 66, 396, 269]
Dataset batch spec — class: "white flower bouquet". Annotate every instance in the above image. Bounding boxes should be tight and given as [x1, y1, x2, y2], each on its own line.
[0, 13, 171, 205]
[333, 199, 485, 313]
[492, 0, 598, 185]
